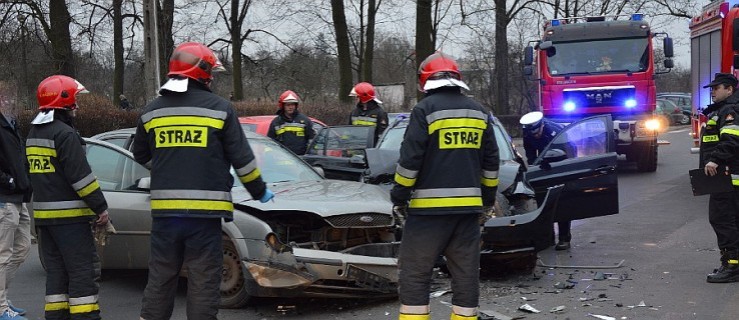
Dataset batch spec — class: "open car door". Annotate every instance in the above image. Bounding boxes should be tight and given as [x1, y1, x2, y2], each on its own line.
[302, 125, 375, 181]
[524, 115, 619, 222]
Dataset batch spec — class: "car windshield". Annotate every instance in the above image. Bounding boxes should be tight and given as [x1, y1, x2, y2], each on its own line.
[231, 138, 322, 185]
[378, 125, 406, 150]
[241, 123, 257, 133]
[547, 37, 649, 75]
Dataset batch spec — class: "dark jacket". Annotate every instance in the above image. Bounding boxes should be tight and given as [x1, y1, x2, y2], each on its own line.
[349, 101, 388, 145]
[706, 91, 739, 183]
[0, 114, 31, 203]
[267, 111, 315, 155]
[699, 99, 726, 167]
[523, 118, 564, 165]
[390, 87, 500, 215]
[27, 111, 108, 225]
[132, 81, 267, 222]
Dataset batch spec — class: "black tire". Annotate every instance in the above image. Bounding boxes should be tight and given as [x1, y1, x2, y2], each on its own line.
[220, 239, 252, 308]
[678, 114, 690, 125]
[636, 144, 658, 172]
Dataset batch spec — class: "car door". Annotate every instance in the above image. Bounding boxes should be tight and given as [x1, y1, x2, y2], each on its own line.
[85, 139, 152, 269]
[302, 126, 375, 181]
[524, 115, 618, 222]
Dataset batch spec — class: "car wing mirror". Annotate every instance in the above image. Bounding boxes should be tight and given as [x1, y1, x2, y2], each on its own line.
[137, 177, 151, 190]
[313, 166, 325, 178]
[349, 154, 366, 167]
[542, 148, 567, 163]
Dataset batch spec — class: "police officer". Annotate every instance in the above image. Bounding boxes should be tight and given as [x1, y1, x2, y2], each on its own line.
[133, 42, 274, 319]
[349, 82, 388, 145]
[27, 75, 109, 320]
[520, 111, 572, 250]
[702, 73, 739, 283]
[391, 52, 499, 320]
[267, 90, 315, 155]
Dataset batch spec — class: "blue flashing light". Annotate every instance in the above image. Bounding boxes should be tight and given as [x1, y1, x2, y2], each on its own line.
[551, 19, 561, 26]
[631, 13, 643, 21]
[625, 99, 637, 108]
[563, 101, 576, 112]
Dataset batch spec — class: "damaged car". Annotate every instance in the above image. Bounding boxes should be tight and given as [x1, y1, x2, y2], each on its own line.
[80, 129, 400, 308]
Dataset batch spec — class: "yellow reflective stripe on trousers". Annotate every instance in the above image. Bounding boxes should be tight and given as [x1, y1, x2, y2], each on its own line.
[394, 173, 416, 187]
[45, 302, 70, 311]
[76, 180, 100, 197]
[70, 303, 100, 314]
[143, 116, 225, 132]
[26, 146, 57, 157]
[481, 177, 499, 187]
[34, 208, 96, 219]
[409, 197, 482, 208]
[428, 118, 487, 134]
[151, 199, 234, 211]
[239, 168, 261, 183]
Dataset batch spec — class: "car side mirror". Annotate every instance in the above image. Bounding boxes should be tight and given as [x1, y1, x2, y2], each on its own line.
[524, 66, 533, 76]
[350, 154, 366, 167]
[313, 166, 325, 178]
[137, 177, 151, 190]
[524, 46, 534, 66]
[663, 36, 674, 58]
[542, 148, 567, 163]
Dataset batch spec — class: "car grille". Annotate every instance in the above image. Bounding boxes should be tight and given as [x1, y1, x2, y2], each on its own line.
[324, 213, 393, 228]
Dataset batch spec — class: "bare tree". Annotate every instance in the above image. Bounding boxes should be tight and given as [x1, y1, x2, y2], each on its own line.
[49, 0, 75, 76]
[332, 0, 353, 103]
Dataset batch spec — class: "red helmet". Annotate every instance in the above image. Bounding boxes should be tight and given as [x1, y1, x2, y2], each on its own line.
[349, 82, 378, 104]
[36, 75, 88, 110]
[167, 42, 224, 84]
[278, 90, 301, 109]
[418, 52, 465, 91]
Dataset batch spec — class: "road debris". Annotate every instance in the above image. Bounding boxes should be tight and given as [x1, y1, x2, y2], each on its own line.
[430, 290, 450, 298]
[518, 304, 540, 313]
[479, 309, 520, 320]
[538, 258, 626, 269]
[549, 305, 567, 313]
[588, 314, 616, 320]
[554, 281, 575, 289]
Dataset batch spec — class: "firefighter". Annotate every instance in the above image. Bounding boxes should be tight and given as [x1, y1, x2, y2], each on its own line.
[701, 72, 739, 283]
[133, 42, 273, 320]
[520, 111, 572, 250]
[27, 75, 109, 320]
[391, 52, 499, 320]
[267, 90, 315, 155]
[349, 82, 388, 145]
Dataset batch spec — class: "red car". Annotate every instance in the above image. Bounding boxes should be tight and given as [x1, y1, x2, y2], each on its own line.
[239, 115, 327, 136]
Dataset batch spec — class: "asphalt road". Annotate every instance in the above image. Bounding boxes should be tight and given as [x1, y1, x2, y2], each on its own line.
[9, 125, 739, 320]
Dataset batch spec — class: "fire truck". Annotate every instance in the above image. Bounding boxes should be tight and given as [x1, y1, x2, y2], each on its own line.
[523, 14, 674, 172]
[689, 0, 739, 151]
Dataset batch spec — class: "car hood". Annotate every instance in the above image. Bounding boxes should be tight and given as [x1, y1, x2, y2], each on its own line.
[231, 180, 392, 216]
[365, 148, 399, 178]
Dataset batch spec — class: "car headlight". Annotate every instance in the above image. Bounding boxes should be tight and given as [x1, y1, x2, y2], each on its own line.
[644, 119, 660, 131]
[266, 233, 292, 253]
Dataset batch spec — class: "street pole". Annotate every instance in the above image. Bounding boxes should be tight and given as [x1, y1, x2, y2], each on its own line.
[143, 0, 161, 103]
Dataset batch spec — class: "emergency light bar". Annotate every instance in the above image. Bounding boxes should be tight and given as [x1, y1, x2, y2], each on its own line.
[546, 13, 645, 26]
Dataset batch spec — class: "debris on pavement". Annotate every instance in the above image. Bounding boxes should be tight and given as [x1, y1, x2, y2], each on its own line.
[430, 290, 450, 298]
[518, 304, 540, 313]
[549, 305, 567, 313]
[554, 281, 575, 289]
[588, 314, 616, 320]
[276, 305, 296, 314]
[479, 309, 521, 320]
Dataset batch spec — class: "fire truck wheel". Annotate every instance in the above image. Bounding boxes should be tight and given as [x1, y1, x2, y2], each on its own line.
[636, 144, 658, 172]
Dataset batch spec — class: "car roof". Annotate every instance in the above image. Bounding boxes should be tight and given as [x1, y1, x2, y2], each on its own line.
[657, 92, 690, 97]
[239, 115, 327, 126]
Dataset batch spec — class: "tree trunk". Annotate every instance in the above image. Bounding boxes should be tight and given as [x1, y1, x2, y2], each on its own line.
[158, 0, 175, 83]
[231, 0, 243, 101]
[416, 0, 433, 100]
[331, 0, 353, 104]
[361, 0, 377, 83]
[49, 0, 75, 77]
[113, 0, 124, 106]
[494, 0, 509, 114]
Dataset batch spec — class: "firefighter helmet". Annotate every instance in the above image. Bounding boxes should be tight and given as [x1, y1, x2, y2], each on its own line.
[349, 82, 381, 104]
[167, 42, 225, 84]
[417, 52, 469, 91]
[36, 75, 88, 110]
[278, 90, 301, 109]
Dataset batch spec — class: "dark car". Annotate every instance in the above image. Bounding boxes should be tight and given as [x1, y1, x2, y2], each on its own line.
[657, 92, 691, 122]
[656, 98, 689, 126]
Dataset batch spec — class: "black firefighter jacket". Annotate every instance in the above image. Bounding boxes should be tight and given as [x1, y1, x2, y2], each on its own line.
[132, 81, 267, 222]
[349, 101, 388, 145]
[26, 115, 108, 225]
[706, 91, 739, 186]
[699, 98, 727, 167]
[390, 87, 500, 215]
[523, 118, 564, 165]
[267, 111, 315, 155]
[0, 115, 31, 203]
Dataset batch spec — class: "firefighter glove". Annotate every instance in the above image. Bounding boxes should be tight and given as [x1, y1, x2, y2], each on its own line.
[259, 189, 275, 203]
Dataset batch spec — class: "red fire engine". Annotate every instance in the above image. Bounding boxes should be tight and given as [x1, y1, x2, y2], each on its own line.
[689, 0, 739, 151]
[524, 14, 674, 172]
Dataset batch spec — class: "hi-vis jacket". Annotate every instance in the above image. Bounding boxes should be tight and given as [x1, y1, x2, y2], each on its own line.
[267, 111, 315, 155]
[390, 87, 500, 215]
[349, 101, 388, 143]
[132, 83, 267, 221]
[699, 99, 726, 167]
[706, 91, 739, 186]
[26, 118, 108, 225]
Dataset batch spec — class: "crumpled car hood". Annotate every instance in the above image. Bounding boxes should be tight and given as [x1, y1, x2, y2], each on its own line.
[232, 180, 392, 216]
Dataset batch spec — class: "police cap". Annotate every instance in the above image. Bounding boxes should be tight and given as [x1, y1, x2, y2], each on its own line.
[703, 73, 738, 88]
[520, 111, 544, 133]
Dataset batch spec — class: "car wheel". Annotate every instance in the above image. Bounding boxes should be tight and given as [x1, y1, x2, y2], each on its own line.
[636, 143, 658, 172]
[220, 239, 252, 308]
[678, 114, 690, 125]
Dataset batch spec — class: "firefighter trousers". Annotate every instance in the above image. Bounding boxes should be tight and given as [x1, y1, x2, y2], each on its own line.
[398, 214, 480, 307]
[38, 223, 101, 320]
[708, 191, 739, 250]
[140, 217, 222, 320]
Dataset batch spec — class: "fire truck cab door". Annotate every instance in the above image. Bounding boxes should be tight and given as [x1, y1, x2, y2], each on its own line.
[524, 115, 619, 221]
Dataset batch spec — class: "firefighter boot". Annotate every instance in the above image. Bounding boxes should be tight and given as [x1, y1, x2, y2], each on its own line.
[707, 249, 739, 283]
[399, 313, 429, 320]
[708, 249, 728, 277]
[450, 306, 477, 320]
[399, 305, 430, 320]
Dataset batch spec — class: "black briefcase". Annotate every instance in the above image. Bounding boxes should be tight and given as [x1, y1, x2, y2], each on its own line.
[689, 168, 733, 196]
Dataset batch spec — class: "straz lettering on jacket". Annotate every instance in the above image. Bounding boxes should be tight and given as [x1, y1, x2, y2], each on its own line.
[26, 138, 56, 173]
[427, 109, 487, 150]
[141, 107, 227, 149]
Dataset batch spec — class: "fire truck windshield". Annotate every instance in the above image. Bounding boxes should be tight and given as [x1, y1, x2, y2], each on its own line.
[546, 37, 649, 76]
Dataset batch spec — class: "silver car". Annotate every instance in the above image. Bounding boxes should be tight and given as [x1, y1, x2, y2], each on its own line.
[80, 129, 399, 308]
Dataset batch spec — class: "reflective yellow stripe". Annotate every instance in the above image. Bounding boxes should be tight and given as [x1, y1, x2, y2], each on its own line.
[70, 303, 100, 314]
[34, 208, 96, 219]
[76, 180, 100, 197]
[276, 127, 305, 136]
[239, 168, 261, 183]
[352, 120, 376, 126]
[708, 119, 717, 125]
[409, 197, 482, 208]
[733, 179, 739, 186]
[428, 118, 487, 134]
[730, 259, 739, 264]
[720, 128, 739, 137]
[481, 177, 499, 187]
[703, 135, 719, 143]
[450, 314, 477, 320]
[26, 146, 57, 157]
[143, 116, 224, 132]
[394, 173, 416, 187]
[45, 302, 70, 311]
[399, 314, 430, 320]
[151, 199, 234, 211]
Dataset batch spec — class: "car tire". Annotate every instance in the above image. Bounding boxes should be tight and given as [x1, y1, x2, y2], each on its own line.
[220, 239, 252, 309]
[636, 143, 658, 172]
[678, 114, 690, 125]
